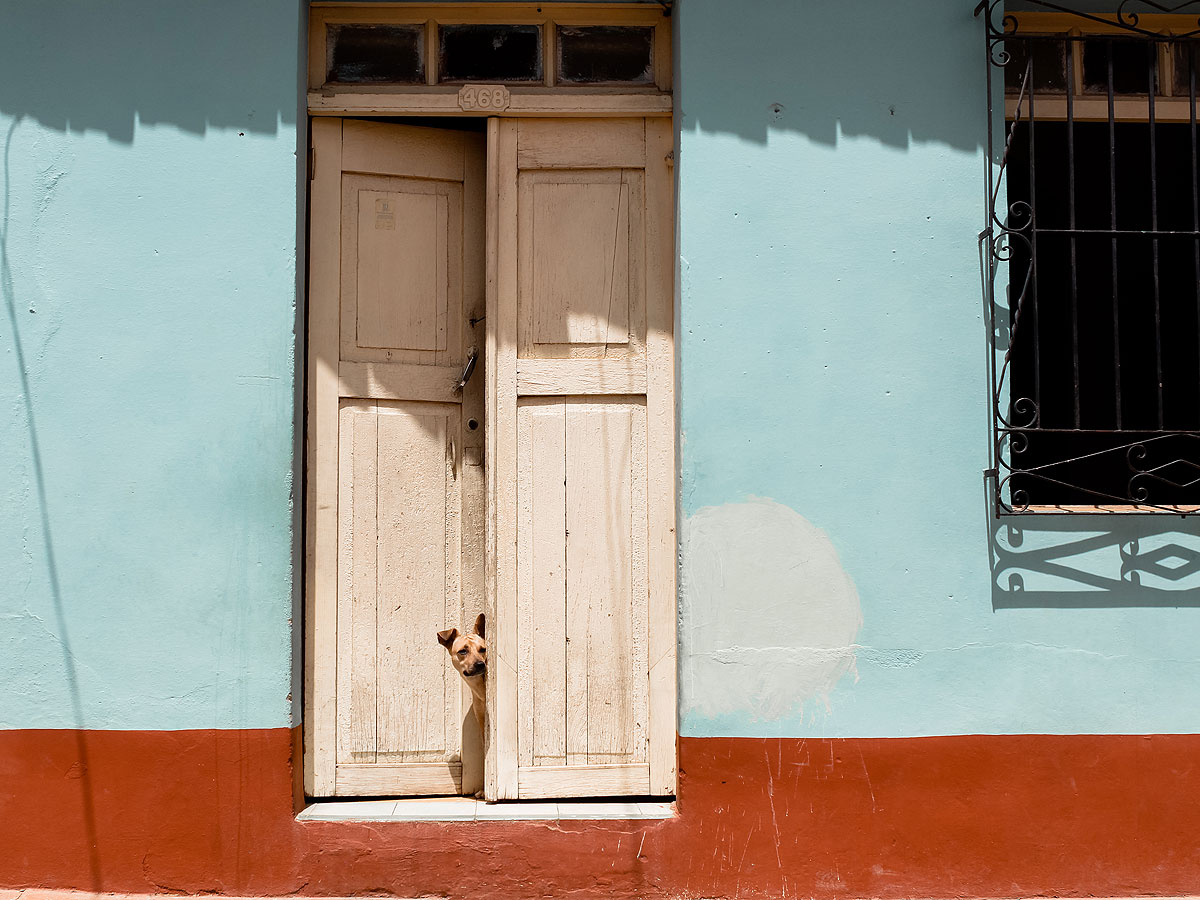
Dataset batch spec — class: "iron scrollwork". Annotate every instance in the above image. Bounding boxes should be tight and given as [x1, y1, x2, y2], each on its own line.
[977, 0, 1200, 514]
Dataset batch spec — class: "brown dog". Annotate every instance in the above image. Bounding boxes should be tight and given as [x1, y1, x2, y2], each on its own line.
[437, 613, 487, 738]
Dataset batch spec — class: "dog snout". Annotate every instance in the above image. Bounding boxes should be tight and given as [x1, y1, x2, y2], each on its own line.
[464, 662, 487, 677]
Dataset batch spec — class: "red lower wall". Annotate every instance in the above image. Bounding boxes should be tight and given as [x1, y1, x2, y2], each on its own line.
[3, 728, 1200, 898]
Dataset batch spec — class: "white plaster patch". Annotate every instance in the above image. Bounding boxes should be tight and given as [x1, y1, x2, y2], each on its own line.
[681, 498, 862, 722]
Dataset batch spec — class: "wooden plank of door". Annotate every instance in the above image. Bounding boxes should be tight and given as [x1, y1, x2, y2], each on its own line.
[337, 402, 380, 765]
[516, 359, 647, 396]
[338, 360, 462, 404]
[343, 119, 467, 181]
[567, 398, 648, 768]
[516, 118, 646, 169]
[517, 763, 650, 800]
[374, 404, 458, 768]
[566, 400, 638, 767]
[516, 398, 568, 770]
[337, 763, 461, 796]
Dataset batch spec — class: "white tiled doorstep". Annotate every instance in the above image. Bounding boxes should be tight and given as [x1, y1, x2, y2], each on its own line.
[298, 797, 674, 822]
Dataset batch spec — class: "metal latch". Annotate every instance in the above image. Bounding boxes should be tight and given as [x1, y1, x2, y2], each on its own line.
[455, 346, 479, 392]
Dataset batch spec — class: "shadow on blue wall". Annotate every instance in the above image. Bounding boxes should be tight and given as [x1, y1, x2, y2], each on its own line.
[990, 512, 1200, 608]
[677, 0, 986, 152]
[0, 0, 300, 142]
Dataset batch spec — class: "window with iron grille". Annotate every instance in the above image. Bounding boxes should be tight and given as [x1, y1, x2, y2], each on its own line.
[980, 0, 1200, 513]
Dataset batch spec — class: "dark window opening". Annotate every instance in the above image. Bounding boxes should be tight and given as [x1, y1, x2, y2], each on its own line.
[439, 24, 542, 83]
[1172, 42, 1200, 96]
[986, 18, 1200, 512]
[327, 24, 425, 84]
[1007, 121, 1200, 506]
[558, 26, 654, 84]
[1004, 37, 1068, 93]
[1081, 38, 1160, 95]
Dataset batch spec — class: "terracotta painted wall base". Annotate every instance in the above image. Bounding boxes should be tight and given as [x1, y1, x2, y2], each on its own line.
[3, 729, 1199, 898]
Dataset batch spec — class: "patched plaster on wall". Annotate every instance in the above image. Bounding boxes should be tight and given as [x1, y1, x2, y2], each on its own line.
[680, 498, 862, 722]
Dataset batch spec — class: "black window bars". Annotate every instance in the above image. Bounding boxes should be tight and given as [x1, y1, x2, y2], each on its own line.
[979, 0, 1200, 513]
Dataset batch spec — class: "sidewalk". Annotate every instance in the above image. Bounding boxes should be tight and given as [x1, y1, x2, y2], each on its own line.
[4, 894, 417, 900]
[9, 892, 1200, 900]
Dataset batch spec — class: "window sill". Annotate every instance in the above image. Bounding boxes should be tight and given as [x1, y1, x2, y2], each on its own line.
[298, 797, 675, 822]
[1005, 504, 1200, 515]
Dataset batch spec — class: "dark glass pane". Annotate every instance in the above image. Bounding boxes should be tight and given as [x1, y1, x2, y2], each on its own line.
[1003, 38, 1067, 92]
[558, 26, 653, 84]
[439, 24, 541, 83]
[1005, 121, 1200, 504]
[1171, 41, 1200, 96]
[1082, 38, 1158, 94]
[327, 24, 424, 84]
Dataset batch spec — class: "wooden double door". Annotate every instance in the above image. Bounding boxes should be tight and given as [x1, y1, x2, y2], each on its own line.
[306, 117, 675, 801]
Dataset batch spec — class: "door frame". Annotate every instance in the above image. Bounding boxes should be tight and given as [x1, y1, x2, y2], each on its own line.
[303, 3, 676, 800]
[307, 3, 672, 118]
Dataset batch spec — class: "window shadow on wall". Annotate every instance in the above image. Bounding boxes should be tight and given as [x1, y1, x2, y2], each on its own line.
[676, 0, 985, 153]
[990, 513, 1200, 608]
[0, 0, 301, 143]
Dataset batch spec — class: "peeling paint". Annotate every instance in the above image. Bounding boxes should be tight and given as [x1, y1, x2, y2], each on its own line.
[681, 498, 862, 722]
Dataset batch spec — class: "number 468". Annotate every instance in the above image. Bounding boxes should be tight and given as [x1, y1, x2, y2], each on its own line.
[459, 85, 510, 111]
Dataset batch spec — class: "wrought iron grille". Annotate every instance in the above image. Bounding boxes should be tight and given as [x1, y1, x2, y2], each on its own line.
[980, 0, 1200, 513]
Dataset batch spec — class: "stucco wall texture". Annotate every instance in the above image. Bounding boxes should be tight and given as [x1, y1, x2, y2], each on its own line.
[0, 0, 305, 731]
[2, 0, 1200, 744]
[677, 0, 1200, 737]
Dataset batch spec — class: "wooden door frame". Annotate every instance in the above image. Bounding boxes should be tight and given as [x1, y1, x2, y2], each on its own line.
[307, 3, 672, 118]
[304, 7, 676, 800]
[305, 116, 342, 796]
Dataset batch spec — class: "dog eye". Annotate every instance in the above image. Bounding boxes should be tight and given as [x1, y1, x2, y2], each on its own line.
[457, 648, 468, 656]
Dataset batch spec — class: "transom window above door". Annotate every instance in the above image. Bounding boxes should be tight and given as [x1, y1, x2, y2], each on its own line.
[309, 4, 671, 93]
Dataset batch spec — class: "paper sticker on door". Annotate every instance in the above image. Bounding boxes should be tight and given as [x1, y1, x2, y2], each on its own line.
[375, 197, 396, 230]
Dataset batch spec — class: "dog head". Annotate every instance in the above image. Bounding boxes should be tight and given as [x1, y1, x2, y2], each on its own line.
[437, 613, 487, 679]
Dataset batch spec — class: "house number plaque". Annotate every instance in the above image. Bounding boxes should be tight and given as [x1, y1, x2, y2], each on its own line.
[458, 84, 511, 112]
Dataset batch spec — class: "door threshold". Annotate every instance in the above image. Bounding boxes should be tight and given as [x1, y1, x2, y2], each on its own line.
[298, 797, 675, 822]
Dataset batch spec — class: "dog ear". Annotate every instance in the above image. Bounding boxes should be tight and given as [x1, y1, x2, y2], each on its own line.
[473, 613, 485, 639]
[437, 628, 459, 648]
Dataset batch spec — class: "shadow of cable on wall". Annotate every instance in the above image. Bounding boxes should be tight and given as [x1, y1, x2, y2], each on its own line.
[1, 116, 102, 891]
[990, 513, 1200, 609]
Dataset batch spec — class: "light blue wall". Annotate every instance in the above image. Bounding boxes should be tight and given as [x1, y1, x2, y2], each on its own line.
[3, 0, 1199, 739]
[0, 0, 305, 730]
[676, 0, 1200, 737]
